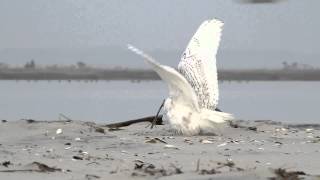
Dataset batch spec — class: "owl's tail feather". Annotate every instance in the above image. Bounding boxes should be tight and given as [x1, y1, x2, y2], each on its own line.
[196, 109, 234, 135]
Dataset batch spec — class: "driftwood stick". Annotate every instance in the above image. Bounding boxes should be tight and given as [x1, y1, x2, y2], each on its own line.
[105, 115, 163, 129]
[151, 99, 165, 129]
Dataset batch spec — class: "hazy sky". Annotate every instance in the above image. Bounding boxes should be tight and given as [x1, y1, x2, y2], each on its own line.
[0, 0, 319, 52]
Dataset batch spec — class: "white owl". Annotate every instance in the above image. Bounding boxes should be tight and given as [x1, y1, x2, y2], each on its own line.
[128, 19, 233, 135]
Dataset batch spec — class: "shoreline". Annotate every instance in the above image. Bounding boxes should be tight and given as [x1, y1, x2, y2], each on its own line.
[1, 69, 320, 81]
[1, 119, 320, 179]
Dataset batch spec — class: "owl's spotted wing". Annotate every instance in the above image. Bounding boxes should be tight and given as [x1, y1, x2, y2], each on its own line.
[178, 19, 223, 110]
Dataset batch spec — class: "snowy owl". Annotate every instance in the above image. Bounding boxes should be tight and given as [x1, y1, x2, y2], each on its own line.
[128, 19, 234, 135]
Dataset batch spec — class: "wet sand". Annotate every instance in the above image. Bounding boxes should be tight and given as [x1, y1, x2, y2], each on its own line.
[0, 119, 320, 179]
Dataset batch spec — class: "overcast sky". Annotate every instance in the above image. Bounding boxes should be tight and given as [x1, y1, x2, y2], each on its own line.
[0, 0, 319, 67]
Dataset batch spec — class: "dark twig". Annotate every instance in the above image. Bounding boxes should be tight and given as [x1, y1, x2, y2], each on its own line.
[151, 99, 165, 129]
[105, 115, 163, 129]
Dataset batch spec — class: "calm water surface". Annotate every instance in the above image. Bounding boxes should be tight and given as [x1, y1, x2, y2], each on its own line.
[0, 80, 319, 124]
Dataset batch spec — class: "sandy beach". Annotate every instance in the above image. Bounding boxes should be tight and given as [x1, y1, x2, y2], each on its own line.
[0, 119, 320, 180]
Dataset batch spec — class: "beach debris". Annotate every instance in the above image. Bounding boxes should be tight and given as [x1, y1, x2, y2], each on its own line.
[108, 127, 123, 131]
[248, 126, 257, 131]
[75, 137, 81, 141]
[144, 139, 158, 144]
[28, 162, 62, 172]
[196, 159, 220, 175]
[1, 120, 7, 123]
[121, 150, 128, 154]
[72, 155, 83, 160]
[199, 168, 219, 175]
[24, 119, 36, 123]
[56, 128, 62, 135]
[65, 142, 71, 146]
[46, 148, 54, 153]
[200, 139, 214, 144]
[164, 144, 179, 150]
[134, 163, 144, 170]
[216, 160, 244, 172]
[0, 162, 62, 173]
[217, 142, 228, 147]
[145, 137, 167, 144]
[270, 168, 307, 180]
[71, 151, 101, 161]
[1, 161, 12, 167]
[274, 141, 283, 145]
[105, 115, 163, 129]
[229, 121, 257, 131]
[80, 150, 89, 155]
[85, 174, 101, 180]
[184, 138, 193, 144]
[310, 137, 320, 143]
[170, 164, 183, 174]
[197, 159, 243, 175]
[94, 127, 105, 134]
[134, 161, 155, 170]
[305, 128, 313, 132]
[132, 161, 182, 177]
[22, 147, 32, 151]
[83, 122, 106, 134]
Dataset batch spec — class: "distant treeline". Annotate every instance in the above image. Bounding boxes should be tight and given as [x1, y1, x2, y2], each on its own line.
[1, 67, 320, 81]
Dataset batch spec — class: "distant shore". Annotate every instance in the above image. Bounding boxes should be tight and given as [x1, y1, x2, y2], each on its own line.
[1, 68, 320, 81]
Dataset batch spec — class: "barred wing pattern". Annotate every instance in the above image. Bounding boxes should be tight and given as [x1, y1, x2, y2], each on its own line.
[178, 19, 223, 110]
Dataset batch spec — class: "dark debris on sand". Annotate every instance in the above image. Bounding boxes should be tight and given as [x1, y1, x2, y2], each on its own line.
[0, 162, 62, 173]
[132, 161, 183, 177]
[197, 160, 244, 175]
[85, 174, 101, 180]
[270, 168, 307, 180]
[1, 161, 12, 168]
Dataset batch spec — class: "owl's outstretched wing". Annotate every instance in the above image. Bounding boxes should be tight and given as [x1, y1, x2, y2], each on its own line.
[178, 19, 223, 110]
[128, 44, 200, 112]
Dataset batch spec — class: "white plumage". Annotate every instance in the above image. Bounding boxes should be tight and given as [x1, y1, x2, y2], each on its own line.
[178, 19, 223, 110]
[128, 18, 233, 135]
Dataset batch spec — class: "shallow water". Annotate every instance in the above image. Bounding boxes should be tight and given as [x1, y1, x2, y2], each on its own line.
[0, 80, 319, 124]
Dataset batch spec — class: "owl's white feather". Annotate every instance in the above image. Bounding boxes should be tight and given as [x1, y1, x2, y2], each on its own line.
[128, 44, 199, 112]
[127, 18, 232, 135]
[178, 19, 223, 110]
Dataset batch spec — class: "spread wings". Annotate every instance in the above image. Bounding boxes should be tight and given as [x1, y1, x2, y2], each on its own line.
[128, 44, 200, 112]
[178, 19, 224, 110]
